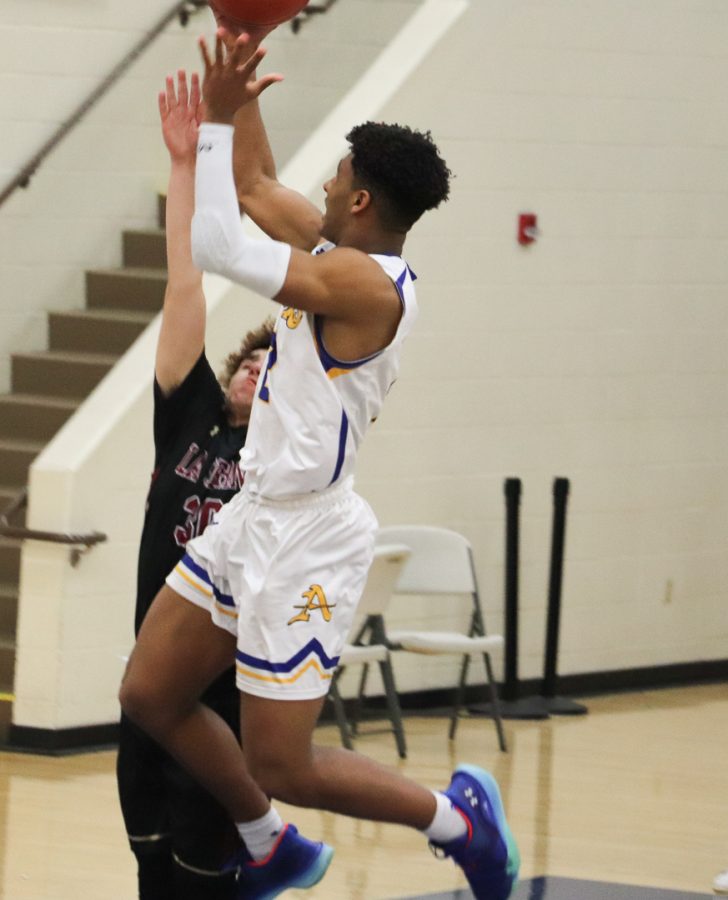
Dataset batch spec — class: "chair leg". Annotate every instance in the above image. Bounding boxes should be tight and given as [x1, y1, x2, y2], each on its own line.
[482, 652, 508, 752]
[329, 672, 354, 751]
[378, 656, 407, 759]
[350, 662, 371, 736]
[449, 653, 471, 740]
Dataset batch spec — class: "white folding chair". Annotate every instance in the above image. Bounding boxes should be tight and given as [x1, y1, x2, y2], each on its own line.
[377, 525, 507, 751]
[328, 543, 412, 758]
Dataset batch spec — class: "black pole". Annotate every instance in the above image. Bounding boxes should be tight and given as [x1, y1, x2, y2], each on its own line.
[491, 477, 549, 719]
[542, 478, 568, 697]
[502, 478, 521, 701]
[539, 477, 587, 715]
[470, 478, 549, 721]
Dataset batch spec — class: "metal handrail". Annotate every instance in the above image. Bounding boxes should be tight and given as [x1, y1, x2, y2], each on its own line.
[0, 1, 208, 210]
[0, 0, 339, 210]
[0, 488, 107, 562]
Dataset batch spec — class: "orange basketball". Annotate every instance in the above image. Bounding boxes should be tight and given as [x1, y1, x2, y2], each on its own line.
[213, 0, 309, 26]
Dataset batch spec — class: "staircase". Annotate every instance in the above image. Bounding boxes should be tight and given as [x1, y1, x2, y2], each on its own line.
[0, 204, 167, 741]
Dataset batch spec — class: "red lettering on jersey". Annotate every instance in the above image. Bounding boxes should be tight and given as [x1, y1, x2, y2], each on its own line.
[174, 495, 224, 548]
[204, 458, 244, 491]
[175, 443, 208, 483]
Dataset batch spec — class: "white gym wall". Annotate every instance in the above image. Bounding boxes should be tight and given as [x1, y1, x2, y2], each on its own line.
[1, 0, 726, 728]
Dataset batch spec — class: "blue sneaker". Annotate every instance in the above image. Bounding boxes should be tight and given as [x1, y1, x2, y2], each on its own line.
[430, 764, 520, 899]
[230, 824, 334, 900]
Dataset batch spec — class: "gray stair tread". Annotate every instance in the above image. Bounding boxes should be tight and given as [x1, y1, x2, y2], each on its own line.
[52, 308, 155, 324]
[14, 350, 119, 364]
[0, 489, 24, 504]
[0, 438, 44, 452]
[90, 266, 167, 280]
[0, 583, 17, 598]
[0, 393, 80, 410]
[0, 514, 23, 529]
[0, 488, 24, 499]
[125, 227, 165, 237]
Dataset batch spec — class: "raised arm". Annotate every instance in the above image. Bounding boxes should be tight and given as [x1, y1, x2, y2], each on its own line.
[155, 71, 206, 395]
[192, 125, 400, 358]
[205, 30, 323, 251]
[232, 95, 323, 250]
[192, 36, 401, 357]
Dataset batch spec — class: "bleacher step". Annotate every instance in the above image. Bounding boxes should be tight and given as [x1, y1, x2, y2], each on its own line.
[122, 228, 167, 270]
[49, 308, 155, 355]
[0, 582, 18, 639]
[0, 439, 46, 487]
[86, 267, 167, 313]
[0, 393, 79, 443]
[11, 351, 119, 399]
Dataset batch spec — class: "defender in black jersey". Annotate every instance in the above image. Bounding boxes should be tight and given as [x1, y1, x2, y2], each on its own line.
[115, 67, 272, 900]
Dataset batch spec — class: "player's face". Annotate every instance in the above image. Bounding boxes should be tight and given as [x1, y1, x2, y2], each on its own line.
[321, 154, 356, 243]
[225, 348, 267, 424]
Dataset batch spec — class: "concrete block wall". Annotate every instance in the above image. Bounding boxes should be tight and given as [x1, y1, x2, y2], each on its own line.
[353, 0, 728, 692]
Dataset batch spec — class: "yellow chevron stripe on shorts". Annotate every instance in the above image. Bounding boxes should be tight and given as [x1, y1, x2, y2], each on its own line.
[174, 562, 213, 598]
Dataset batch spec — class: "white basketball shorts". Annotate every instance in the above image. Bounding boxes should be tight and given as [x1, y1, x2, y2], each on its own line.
[166, 477, 377, 700]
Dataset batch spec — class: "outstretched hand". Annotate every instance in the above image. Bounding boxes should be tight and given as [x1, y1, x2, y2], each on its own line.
[198, 30, 283, 125]
[158, 70, 203, 164]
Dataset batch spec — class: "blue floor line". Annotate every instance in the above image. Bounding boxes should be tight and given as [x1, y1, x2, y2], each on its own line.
[397, 875, 712, 899]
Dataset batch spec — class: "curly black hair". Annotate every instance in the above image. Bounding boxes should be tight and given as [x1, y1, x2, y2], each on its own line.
[345, 122, 452, 231]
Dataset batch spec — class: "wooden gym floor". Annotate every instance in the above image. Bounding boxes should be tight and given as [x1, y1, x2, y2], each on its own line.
[0, 682, 725, 899]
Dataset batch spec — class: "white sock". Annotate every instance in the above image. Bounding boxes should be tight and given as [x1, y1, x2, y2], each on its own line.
[423, 790, 468, 844]
[236, 807, 285, 861]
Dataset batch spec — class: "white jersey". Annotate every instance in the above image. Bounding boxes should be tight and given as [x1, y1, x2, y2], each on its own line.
[240, 243, 418, 499]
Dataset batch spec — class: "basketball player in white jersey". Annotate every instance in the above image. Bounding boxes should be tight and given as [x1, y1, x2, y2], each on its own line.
[121, 33, 519, 900]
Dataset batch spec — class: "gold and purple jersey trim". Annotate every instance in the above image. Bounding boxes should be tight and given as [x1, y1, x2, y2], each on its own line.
[312, 314, 381, 379]
[174, 553, 237, 619]
[235, 638, 339, 687]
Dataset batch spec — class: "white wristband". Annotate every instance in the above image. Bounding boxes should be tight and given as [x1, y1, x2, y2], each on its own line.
[192, 122, 291, 299]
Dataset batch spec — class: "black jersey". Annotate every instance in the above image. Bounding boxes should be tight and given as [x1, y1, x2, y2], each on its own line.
[134, 353, 246, 633]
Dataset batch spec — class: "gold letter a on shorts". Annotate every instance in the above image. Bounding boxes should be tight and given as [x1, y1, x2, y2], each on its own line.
[288, 584, 334, 625]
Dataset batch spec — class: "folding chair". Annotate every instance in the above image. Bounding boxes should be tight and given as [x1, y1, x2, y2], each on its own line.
[377, 525, 507, 751]
[328, 543, 411, 759]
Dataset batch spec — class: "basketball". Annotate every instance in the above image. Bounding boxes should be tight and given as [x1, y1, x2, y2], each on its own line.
[212, 0, 309, 27]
